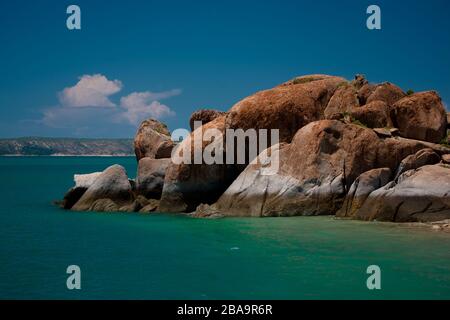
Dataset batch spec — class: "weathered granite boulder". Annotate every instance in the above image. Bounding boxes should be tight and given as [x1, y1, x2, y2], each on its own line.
[139, 199, 160, 213]
[391, 91, 447, 143]
[189, 109, 227, 131]
[159, 116, 240, 212]
[443, 154, 450, 164]
[202, 120, 442, 217]
[72, 165, 133, 211]
[89, 199, 119, 212]
[357, 83, 376, 105]
[354, 165, 450, 222]
[350, 101, 393, 128]
[136, 158, 171, 199]
[324, 83, 359, 119]
[336, 168, 392, 218]
[226, 74, 347, 143]
[134, 118, 174, 161]
[366, 82, 406, 106]
[394, 148, 441, 179]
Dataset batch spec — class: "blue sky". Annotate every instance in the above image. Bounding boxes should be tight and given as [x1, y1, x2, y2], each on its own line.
[0, 0, 449, 138]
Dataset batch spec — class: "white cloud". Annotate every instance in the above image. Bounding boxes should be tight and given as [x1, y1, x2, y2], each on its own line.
[59, 74, 123, 107]
[119, 91, 177, 125]
[38, 75, 180, 134]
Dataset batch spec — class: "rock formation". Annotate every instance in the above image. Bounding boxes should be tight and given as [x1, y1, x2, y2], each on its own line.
[134, 119, 174, 161]
[391, 91, 447, 143]
[189, 109, 227, 131]
[353, 165, 450, 222]
[71, 165, 134, 211]
[136, 158, 170, 199]
[198, 120, 448, 217]
[60, 73, 450, 226]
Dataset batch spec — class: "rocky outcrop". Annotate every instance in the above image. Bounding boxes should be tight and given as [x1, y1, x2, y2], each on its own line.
[350, 101, 393, 128]
[391, 91, 447, 143]
[134, 119, 174, 161]
[159, 116, 241, 212]
[61, 73, 450, 226]
[203, 120, 440, 217]
[353, 165, 450, 222]
[71, 165, 133, 211]
[393, 148, 441, 179]
[136, 158, 171, 199]
[336, 168, 392, 218]
[89, 199, 119, 212]
[366, 82, 406, 106]
[226, 75, 347, 143]
[324, 84, 359, 119]
[189, 109, 227, 131]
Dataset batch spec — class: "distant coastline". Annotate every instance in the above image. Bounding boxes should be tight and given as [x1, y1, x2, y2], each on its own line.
[0, 137, 134, 156]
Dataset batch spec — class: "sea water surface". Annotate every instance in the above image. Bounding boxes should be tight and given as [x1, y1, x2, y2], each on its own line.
[0, 156, 449, 300]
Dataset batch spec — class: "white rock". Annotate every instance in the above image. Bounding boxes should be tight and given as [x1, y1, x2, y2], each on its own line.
[74, 172, 102, 188]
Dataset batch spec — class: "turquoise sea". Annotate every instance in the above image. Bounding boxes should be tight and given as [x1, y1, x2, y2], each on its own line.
[0, 156, 449, 300]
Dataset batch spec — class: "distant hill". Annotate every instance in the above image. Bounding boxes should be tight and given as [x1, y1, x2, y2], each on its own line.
[0, 137, 134, 156]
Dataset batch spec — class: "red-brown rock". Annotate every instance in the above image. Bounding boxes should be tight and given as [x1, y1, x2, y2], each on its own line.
[391, 91, 447, 143]
[189, 109, 227, 131]
[134, 118, 174, 161]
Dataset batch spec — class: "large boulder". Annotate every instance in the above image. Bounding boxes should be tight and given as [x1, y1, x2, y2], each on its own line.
[336, 168, 392, 218]
[324, 83, 359, 119]
[366, 82, 406, 106]
[136, 158, 171, 199]
[350, 101, 393, 128]
[159, 116, 240, 212]
[354, 165, 450, 222]
[200, 120, 449, 217]
[391, 91, 447, 143]
[189, 109, 227, 131]
[226, 74, 347, 143]
[393, 148, 441, 179]
[357, 83, 376, 105]
[134, 118, 174, 161]
[71, 165, 133, 211]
